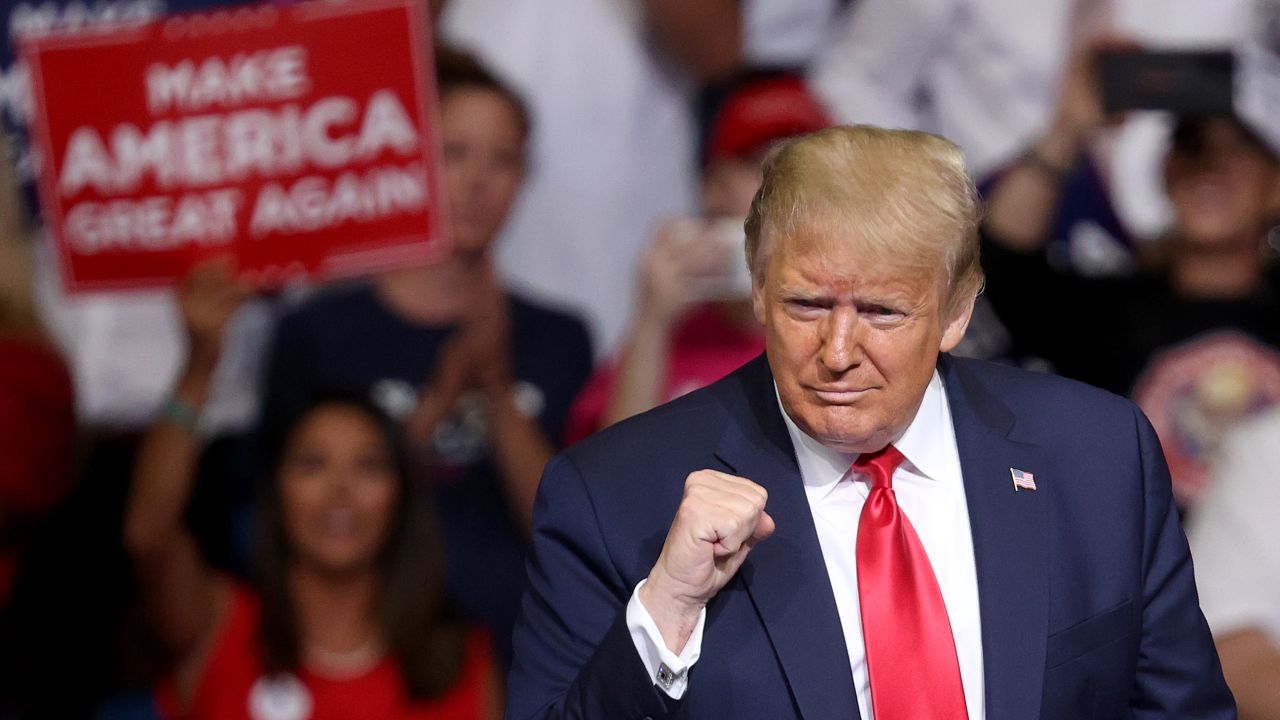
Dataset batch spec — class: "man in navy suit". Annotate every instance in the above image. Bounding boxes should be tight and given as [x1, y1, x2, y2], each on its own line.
[504, 126, 1236, 719]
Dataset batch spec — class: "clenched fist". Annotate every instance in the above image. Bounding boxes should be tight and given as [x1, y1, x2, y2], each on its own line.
[639, 470, 775, 653]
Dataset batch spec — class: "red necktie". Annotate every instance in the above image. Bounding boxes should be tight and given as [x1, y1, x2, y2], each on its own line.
[854, 445, 968, 720]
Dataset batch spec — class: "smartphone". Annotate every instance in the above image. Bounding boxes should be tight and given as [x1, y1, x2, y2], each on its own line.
[1099, 50, 1235, 114]
[692, 217, 753, 302]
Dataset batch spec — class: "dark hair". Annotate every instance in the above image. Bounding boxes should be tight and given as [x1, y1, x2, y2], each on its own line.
[436, 45, 531, 141]
[1170, 113, 1277, 163]
[254, 391, 465, 699]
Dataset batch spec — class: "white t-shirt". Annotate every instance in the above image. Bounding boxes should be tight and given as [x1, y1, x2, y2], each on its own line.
[1187, 407, 1280, 646]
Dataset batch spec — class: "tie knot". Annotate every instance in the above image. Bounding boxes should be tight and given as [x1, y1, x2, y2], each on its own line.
[852, 444, 905, 489]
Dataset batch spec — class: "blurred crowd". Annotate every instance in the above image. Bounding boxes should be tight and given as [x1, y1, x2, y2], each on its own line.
[1, 0, 1279, 718]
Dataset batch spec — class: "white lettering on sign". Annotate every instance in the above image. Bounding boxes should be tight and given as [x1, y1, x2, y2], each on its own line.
[57, 91, 420, 195]
[59, 161, 429, 255]
[145, 45, 310, 114]
[249, 161, 428, 236]
[64, 187, 241, 254]
[9, 1, 164, 41]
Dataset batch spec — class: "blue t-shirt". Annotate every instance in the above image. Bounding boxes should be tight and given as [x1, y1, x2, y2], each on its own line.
[261, 281, 594, 665]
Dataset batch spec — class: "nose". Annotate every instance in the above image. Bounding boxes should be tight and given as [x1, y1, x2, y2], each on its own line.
[323, 470, 357, 501]
[820, 306, 864, 374]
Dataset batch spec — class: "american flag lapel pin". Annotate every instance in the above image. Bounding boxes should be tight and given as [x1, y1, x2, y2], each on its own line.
[1010, 468, 1037, 492]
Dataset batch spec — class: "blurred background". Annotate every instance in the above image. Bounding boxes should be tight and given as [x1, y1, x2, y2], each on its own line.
[2, 0, 1279, 718]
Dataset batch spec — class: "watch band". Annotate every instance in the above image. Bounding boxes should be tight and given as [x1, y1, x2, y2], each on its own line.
[161, 396, 203, 432]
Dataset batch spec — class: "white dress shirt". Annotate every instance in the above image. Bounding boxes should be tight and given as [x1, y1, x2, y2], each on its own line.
[627, 371, 986, 720]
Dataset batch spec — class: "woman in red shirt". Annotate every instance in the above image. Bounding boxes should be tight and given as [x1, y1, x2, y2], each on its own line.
[125, 261, 497, 720]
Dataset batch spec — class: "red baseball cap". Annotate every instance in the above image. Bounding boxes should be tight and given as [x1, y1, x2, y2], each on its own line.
[705, 74, 831, 165]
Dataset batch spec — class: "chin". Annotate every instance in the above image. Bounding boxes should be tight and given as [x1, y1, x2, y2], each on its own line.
[796, 412, 890, 454]
[303, 546, 379, 574]
[1181, 225, 1252, 248]
[820, 433, 890, 455]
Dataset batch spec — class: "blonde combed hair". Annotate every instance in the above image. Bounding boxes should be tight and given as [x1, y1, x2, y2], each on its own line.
[744, 125, 984, 313]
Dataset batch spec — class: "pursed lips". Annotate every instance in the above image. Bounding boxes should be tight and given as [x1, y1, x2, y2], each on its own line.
[808, 386, 874, 404]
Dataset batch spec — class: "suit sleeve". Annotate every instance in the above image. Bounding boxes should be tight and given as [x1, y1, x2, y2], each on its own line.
[504, 454, 678, 720]
[1130, 408, 1237, 719]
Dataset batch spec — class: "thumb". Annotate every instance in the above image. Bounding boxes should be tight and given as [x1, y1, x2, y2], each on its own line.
[745, 511, 775, 549]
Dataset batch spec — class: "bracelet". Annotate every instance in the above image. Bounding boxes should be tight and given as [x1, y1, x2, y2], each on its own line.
[161, 396, 203, 432]
[1022, 146, 1074, 182]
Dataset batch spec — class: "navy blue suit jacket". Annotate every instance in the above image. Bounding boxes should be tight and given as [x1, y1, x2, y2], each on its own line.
[505, 354, 1235, 719]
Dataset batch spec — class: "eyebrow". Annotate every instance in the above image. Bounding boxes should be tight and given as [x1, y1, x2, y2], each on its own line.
[778, 283, 913, 306]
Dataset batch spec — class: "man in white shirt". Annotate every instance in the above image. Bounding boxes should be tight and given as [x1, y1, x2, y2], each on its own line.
[505, 126, 1234, 719]
[1188, 408, 1280, 719]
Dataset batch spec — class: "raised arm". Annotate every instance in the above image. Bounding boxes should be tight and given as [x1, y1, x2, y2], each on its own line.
[605, 220, 725, 428]
[984, 41, 1132, 250]
[506, 451, 772, 719]
[643, 0, 741, 83]
[505, 455, 673, 720]
[124, 260, 250, 695]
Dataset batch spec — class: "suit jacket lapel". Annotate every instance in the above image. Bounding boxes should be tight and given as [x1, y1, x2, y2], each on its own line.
[940, 355, 1049, 720]
[712, 356, 861, 720]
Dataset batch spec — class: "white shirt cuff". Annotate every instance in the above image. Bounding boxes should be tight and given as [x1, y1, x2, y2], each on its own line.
[625, 579, 706, 699]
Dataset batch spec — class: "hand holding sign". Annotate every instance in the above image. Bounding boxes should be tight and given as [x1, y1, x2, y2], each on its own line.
[178, 257, 253, 372]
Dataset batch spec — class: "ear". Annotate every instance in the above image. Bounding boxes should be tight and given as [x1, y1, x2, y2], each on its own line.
[939, 294, 976, 353]
[751, 269, 768, 326]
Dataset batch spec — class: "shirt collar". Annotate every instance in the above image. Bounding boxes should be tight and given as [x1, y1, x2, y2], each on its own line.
[778, 371, 956, 503]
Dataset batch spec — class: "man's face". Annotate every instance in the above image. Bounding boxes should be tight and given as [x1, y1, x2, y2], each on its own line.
[753, 228, 973, 454]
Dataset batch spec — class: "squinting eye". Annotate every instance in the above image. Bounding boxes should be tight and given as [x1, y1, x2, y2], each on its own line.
[861, 304, 899, 316]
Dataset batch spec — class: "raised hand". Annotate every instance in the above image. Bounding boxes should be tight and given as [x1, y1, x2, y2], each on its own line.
[1046, 37, 1142, 155]
[178, 256, 252, 373]
[639, 469, 775, 652]
[638, 218, 735, 328]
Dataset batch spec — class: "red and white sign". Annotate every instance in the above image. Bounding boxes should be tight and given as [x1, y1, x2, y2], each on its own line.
[23, 0, 445, 292]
